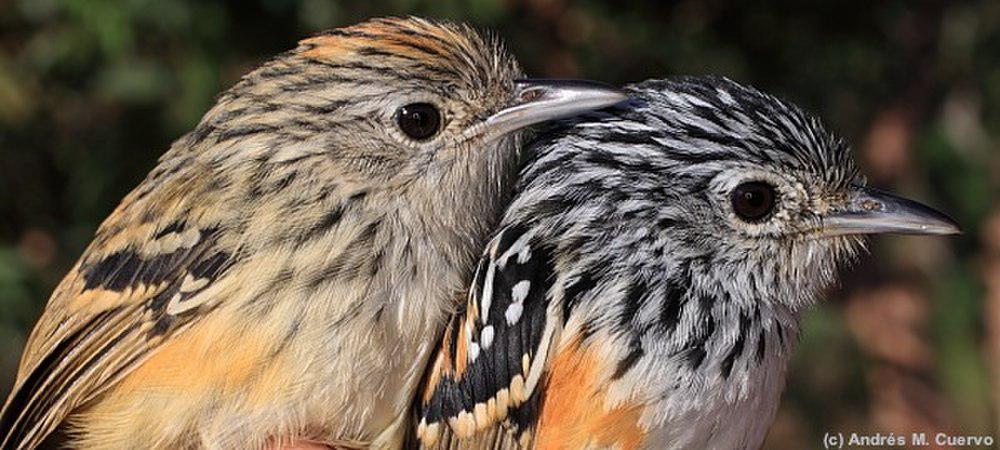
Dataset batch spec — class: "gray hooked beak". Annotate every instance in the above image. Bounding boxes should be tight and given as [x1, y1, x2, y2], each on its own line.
[820, 185, 961, 237]
[471, 79, 627, 140]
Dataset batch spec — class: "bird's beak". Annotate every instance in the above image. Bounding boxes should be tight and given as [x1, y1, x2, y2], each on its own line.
[819, 184, 961, 237]
[471, 79, 627, 141]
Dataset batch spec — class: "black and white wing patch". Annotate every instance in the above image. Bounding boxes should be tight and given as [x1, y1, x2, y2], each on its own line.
[414, 225, 560, 449]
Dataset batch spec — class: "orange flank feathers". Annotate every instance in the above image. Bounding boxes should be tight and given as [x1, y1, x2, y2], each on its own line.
[535, 338, 646, 450]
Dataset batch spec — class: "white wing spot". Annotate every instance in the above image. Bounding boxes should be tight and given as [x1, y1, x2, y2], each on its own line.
[480, 264, 496, 324]
[468, 342, 481, 362]
[481, 325, 494, 350]
[505, 303, 523, 326]
[497, 233, 532, 268]
[511, 280, 530, 303]
[517, 245, 532, 264]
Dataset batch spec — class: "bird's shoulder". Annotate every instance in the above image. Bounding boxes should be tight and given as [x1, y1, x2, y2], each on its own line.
[412, 224, 652, 450]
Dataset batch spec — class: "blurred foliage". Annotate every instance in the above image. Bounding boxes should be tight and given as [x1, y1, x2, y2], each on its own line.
[0, 0, 997, 448]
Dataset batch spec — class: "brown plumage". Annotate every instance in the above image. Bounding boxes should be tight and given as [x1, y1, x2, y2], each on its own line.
[0, 17, 624, 449]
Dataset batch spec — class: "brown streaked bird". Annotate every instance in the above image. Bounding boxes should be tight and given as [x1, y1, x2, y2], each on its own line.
[0, 17, 625, 449]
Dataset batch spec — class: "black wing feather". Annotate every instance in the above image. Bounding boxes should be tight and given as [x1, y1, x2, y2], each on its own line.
[412, 225, 560, 449]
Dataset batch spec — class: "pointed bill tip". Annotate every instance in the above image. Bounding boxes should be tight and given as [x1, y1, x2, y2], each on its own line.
[821, 185, 961, 237]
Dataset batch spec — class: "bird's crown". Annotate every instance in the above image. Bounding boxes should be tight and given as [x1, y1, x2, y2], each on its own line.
[295, 17, 521, 90]
[627, 76, 858, 189]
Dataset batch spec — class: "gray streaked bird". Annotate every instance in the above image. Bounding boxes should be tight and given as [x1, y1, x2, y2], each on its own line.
[413, 76, 959, 450]
[0, 17, 624, 450]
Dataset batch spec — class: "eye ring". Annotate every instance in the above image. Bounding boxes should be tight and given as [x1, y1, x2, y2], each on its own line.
[730, 181, 777, 222]
[395, 103, 442, 141]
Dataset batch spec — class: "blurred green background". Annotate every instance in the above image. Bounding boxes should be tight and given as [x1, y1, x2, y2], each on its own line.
[0, 0, 997, 448]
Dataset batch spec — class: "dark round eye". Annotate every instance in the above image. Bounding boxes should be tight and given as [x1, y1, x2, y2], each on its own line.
[396, 103, 441, 141]
[730, 181, 777, 222]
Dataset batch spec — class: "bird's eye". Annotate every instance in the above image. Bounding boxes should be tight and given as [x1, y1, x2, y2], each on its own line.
[396, 103, 441, 141]
[730, 181, 777, 222]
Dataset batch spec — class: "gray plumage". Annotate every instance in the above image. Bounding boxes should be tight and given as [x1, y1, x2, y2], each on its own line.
[512, 76, 864, 448]
[414, 76, 956, 449]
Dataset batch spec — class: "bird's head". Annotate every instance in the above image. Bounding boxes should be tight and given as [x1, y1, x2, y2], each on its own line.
[519, 76, 958, 310]
[122, 17, 623, 261]
[263, 17, 625, 187]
